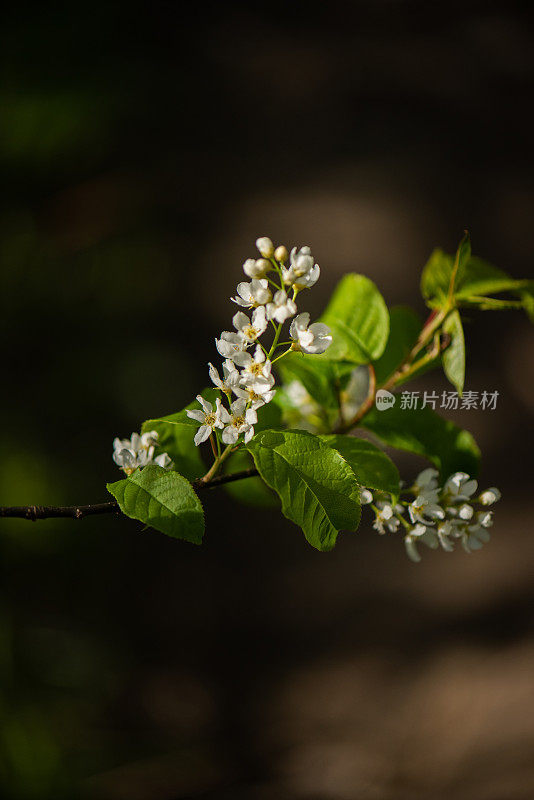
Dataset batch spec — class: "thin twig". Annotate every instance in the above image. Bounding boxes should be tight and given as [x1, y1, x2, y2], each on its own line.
[0, 468, 259, 521]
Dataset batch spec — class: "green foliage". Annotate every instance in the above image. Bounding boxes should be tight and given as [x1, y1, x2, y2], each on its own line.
[421, 236, 531, 314]
[372, 306, 422, 385]
[221, 449, 278, 507]
[277, 352, 340, 408]
[247, 429, 361, 551]
[442, 310, 466, 395]
[107, 465, 204, 543]
[361, 405, 480, 478]
[321, 435, 401, 499]
[318, 274, 390, 363]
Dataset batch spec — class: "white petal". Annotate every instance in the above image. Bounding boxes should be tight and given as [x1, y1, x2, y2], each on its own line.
[232, 311, 250, 331]
[187, 409, 205, 423]
[194, 425, 212, 446]
[222, 426, 239, 444]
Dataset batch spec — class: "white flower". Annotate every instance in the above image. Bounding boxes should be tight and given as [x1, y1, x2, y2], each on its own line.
[233, 383, 275, 410]
[208, 359, 240, 392]
[436, 520, 455, 552]
[373, 502, 399, 534]
[231, 278, 272, 308]
[408, 490, 445, 524]
[256, 236, 274, 258]
[457, 503, 474, 521]
[413, 468, 439, 493]
[290, 312, 332, 354]
[444, 471, 478, 501]
[479, 487, 501, 505]
[360, 489, 373, 505]
[472, 510, 494, 529]
[215, 331, 248, 361]
[404, 523, 429, 562]
[462, 526, 491, 553]
[266, 289, 297, 323]
[112, 431, 173, 474]
[154, 453, 173, 469]
[220, 399, 257, 444]
[237, 344, 274, 387]
[186, 395, 225, 446]
[232, 308, 268, 346]
[405, 522, 441, 562]
[294, 263, 320, 289]
[243, 258, 270, 278]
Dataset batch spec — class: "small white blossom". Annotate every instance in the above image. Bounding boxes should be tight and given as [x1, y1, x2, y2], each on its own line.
[112, 431, 173, 475]
[186, 395, 225, 446]
[266, 289, 297, 323]
[444, 471, 478, 501]
[462, 526, 491, 553]
[154, 453, 173, 469]
[472, 510, 494, 529]
[208, 360, 240, 393]
[436, 520, 455, 552]
[282, 246, 315, 285]
[404, 523, 429, 562]
[408, 490, 445, 525]
[290, 312, 332, 354]
[231, 278, 272, 308]
[479, 487, 501, 505]
[256, 236, 274, 258]
[243, 258, 270, 278]
[232, 308, 268, 346]
[220, 399, 257, 444]
[413, 467, 439, 493]
[233, 383, 275, 410]
[373, 502, 400, 534]
[360, 489, 373, 505]
[457, 503, 474, 521]
[237, 344, 273, 387]
[215, 331, 248, 361]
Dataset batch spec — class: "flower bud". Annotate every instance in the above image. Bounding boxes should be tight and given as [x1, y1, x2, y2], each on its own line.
[243, 258, 270, 278]
[256, 237, 274, 258]
[274, 245, 288, 263]
[254, 258, 271, 277]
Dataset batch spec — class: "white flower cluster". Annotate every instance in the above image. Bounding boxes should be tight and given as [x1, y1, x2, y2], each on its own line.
[113, 431, 173, 475]
[361, 468, 501, 562]
[187, 237, 332, 448]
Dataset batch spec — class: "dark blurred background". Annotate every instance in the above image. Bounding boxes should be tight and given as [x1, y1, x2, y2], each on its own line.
[1, 2, 534, 798]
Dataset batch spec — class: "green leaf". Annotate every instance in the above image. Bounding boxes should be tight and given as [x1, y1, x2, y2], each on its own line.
[457, 295, 526, 311]
[318, 274, 390, 363]
[455, 257, 529, 300]
[321, 435, 400, 498]
[420, 234, 471, 306]
[452, 231, 471, 292]
[420, 248, 454, 305]
[421, 247, 529, 309]
[277, 352, 340, 408]
[372, 306, 422, 385]
[442, 310, 465, 395]
[361, 404, 480, 478]
[107, 465, 204, 543]
[142, 389, 219, 480]
[247, 429, 361, 551]
[519, 285, 534, 322]
[221, 449, 278, 508]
